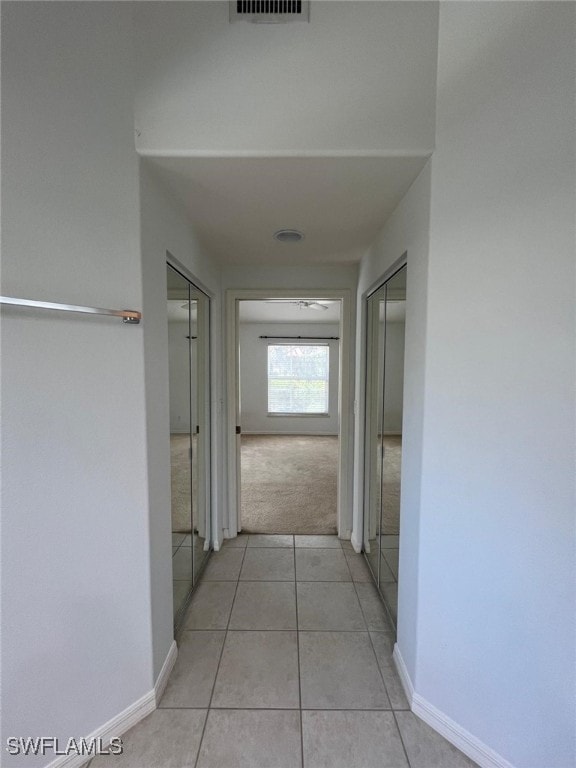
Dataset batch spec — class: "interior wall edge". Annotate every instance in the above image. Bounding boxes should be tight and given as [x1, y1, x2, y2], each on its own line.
[354, 158, 432, 686]
[153, 640, 179, 706]
[43, 640, 177, 768]
[44, 692, 156, 768]
[393, 645, 516, 768]
[411, 696, 516, 768]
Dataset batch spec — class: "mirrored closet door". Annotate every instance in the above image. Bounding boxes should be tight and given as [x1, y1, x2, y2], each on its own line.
[364, 265, 406, 629]
[167, 264, 211, 628]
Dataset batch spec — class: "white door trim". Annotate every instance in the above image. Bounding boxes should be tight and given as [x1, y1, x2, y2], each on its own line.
[225, 288, 354, 539]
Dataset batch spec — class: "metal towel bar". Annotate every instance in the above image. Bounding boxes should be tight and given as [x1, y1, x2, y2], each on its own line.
[0, 296, 141, 324]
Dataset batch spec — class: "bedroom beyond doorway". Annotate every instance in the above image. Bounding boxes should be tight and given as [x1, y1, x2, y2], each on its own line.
[240, 434, 338, 534]
[237, 299, 341, 535]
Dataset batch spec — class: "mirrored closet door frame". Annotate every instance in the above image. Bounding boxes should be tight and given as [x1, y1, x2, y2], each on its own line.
[167, 262, 212, 631]
[363, 261, 407, 632]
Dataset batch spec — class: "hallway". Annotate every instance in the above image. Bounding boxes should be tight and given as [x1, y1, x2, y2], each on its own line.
[90, 536, 477, 768]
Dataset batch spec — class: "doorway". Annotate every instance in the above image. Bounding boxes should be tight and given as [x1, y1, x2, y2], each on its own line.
[167, 263, 212, 628]
[226, 289, 354, 541]
[363, 264, 407, 629]
[238, 299, 341, 534]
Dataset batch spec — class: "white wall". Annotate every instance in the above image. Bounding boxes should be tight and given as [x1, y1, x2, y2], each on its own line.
[416, 5, 575, 767]
[222, 263, 358, 293]
[354, 162, 431, 672]
[240, 322, 340, 435]
[356, 4, 575, 767]
[139, 160, 223, 674]
[0, 5, 152, 764]
[134, 1, 438, 155]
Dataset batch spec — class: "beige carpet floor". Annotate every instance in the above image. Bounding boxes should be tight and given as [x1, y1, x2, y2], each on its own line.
[241, 435, 338, 534]
[171, 433, 400, 536]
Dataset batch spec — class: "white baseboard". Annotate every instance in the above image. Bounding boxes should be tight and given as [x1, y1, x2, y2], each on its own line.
[392, 643, 414, 703]
[44, 642, 178, 768]
[44, 691, 156, 768]
[154, 640, 178, 705]
[393, 645, 516, 768]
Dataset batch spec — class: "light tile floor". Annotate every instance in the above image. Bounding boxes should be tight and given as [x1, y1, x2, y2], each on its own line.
[90, 535, 478, 768]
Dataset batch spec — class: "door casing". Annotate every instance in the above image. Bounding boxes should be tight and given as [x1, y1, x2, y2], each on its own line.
[225, 288, 354, 540]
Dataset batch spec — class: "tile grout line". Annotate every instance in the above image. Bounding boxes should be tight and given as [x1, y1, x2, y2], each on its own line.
[380, 547, 399, 584]
[191, 541, 248, 768]
[185, 627, 385, 633]
[392, 709, 413, 768]
[293, 540, 305, 768]
[364, 598, 397, 712]
[195, 539, 404, 767]
[159, 705, 410, 712]
[344, 547, 413, 766]
[345, 549, 396, 713]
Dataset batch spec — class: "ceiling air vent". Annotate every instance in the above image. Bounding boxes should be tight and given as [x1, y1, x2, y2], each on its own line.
[230, 1, 310, 24]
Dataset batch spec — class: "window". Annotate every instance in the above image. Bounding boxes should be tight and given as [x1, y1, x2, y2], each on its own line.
[267, 344, 330, 415]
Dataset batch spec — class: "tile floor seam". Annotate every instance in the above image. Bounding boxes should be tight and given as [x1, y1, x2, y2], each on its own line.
[183, 627, 390, 633]
[190, 709, 208, 768]
[293, 541, 305, 768]
[342, 548, 370, 634]
[91, 538, 478, 767]
[366, 624, 396, 711]
[297, 579, 360, 583]
[300, 707, 403, 712]
[392, 708, 414, 768]
[362, 546, 398, 632]
[208, 707, 306, 712]
[192, 543, 246, 768]
[155, 706, 211, 710]
[345, 550, 396, 712]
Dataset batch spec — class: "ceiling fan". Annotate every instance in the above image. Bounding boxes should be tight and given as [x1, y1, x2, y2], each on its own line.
[265, 300, 331, 311]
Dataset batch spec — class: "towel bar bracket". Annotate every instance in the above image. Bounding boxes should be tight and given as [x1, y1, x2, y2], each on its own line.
[0, 296, 141, 324]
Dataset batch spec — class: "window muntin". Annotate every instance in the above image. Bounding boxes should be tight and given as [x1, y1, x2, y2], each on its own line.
[267, 344, 329, 415]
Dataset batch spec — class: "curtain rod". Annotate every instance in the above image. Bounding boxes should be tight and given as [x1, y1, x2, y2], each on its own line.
[259, 335, 339, 340]
[0, 295, 141, 324]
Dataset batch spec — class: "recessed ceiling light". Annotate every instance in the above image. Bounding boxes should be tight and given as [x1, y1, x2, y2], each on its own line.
[274, 229, 304, 243]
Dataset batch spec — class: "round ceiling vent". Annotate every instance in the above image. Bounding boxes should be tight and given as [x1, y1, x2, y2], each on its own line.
[274, 229, 304, 243]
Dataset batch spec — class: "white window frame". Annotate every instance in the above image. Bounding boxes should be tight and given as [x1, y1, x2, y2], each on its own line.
[266, 342, 330, 417]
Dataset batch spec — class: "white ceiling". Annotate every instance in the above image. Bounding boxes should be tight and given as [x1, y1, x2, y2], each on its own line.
[168, 292, 405, 323]
[167, 299, 197, 323]
[239, 299, 341, 324]
[137, 2, 437, 268]
[134, 2, 438, 156]
[146, 155, 429, 265]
